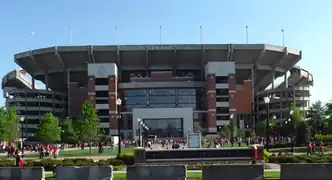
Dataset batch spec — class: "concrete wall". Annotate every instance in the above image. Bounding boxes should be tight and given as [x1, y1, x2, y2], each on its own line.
[127, 165, 186, 180]
[88, 63, 117, 78]
[56, 166, 113, 180]
[0, 167, 44, 180]
[132, 108, 193, 138]
[202, 164, 264, 180]
[281, 163, 332, 180]
[204, 62, 235, 77]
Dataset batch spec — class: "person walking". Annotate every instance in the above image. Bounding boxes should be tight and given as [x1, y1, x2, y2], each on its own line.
[306, 142, 313, 155]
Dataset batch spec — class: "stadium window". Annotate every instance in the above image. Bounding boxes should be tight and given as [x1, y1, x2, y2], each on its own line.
[95, 78, 108, 85]
[215, 76, 228, 84]
[96, 99, 109, 104]
[95, 91, 108, 97]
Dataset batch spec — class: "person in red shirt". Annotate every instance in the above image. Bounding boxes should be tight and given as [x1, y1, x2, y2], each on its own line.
[53, 145, 58, 158]
[306, 143, 312, 155]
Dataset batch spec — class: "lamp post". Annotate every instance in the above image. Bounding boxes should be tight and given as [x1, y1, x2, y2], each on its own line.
[20, 117, 24, 153]
[137, 118, 149, 147]
[142, 124, 149, 147]
[264, 97, 271, 151]
[289, 110, 294, 152]
[116, 98, 122, 155]
[230, 114, 234, 147]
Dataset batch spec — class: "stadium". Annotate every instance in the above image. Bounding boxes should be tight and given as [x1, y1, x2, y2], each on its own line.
[2, 44, 313, 141]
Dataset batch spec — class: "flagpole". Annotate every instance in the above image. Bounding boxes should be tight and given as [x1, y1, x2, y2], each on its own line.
[160, 25, 162, 44]
[200, 25, 203, 44]
[246, 25, 248, 44]
[114, 26, 117, 45]
[30, 32, 35, 50]
[281, 28, 285, 46]
[69, 28, 72, 46]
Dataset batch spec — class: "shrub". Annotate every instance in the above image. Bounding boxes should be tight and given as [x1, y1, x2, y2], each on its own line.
[315, 134, 332, 143]
[267, 142, 293, 149]
[0, 158, 126, 171]
[117, 152, 135, 165]
[264, 150, 270, 162]
[268, 154, 332, 164]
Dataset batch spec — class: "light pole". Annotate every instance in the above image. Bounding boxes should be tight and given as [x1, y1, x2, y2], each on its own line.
[116, 98, 122, 155]
[230, 113, 234, 147]
[289, 110, 295, 152]
[20, 117, 24, 153]
[137, 118, 149, 147]
[264, 97, 271, 151]
[137, 118, 143, 147]
[142, 124, 149, 147]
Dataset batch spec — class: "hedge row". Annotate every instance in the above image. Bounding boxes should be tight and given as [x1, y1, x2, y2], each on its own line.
[0, 158, 125, 171]
[269, 154, 332, 164]
[315, 134, 332, 143]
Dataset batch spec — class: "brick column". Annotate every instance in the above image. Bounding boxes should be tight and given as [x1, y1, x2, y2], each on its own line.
[87, 76, 96, 107]
[228, 74, 237, 125]
[206, 74, 216, 132]
[108, 75, 118, 135]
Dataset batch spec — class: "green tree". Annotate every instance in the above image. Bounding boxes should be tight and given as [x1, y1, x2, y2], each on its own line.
[73, 101, 100, 154]
[255, 120, 267, 136]
[307, 101, 326, 134]
[0, 107, 19, 144]
[296, 121, 310, 145]
[0, 107, 6, 141]
[229, 121, 236, 137]
[220, 125, 231, 138]
[325, 102, 332, 132]
[36, 113, 61, 144]
[237, 129, 246, 138]
[194, 123, 201, 133]
[290, 102, 303, 128]
[3, 107, 19, 144]
[61, 118, 78, 144]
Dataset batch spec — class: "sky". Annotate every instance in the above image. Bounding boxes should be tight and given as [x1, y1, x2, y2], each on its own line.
[0, 0, 331, 105]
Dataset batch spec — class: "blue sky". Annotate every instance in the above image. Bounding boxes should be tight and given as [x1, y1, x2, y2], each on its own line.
[0, 0, 331, 105]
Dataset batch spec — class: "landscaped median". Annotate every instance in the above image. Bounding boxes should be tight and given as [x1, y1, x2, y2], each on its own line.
[268, 153, 332, 163]
[43, 171, 281, 180]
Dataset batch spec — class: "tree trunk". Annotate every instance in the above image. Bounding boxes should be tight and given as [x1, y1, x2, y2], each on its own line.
[89, 142, 92, 155]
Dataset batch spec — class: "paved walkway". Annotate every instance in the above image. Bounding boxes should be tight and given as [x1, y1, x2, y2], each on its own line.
[265, 163, 280, 170]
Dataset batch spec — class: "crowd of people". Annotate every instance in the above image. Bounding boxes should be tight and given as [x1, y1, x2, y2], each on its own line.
[0, 134, 327, 168]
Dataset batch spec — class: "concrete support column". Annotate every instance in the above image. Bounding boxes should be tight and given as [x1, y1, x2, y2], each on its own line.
[108, 75, 118, 135]
[271, 71, 275, 89]
[206, 74, 216, 133]
[31, 77, 35, 89]
[66, 70, 71, 117]
[87, 76, 96, 107]
[251, 67, 256, 133]
[45, 71, 49, 90]
[228, 74, 237, 127]
[284, 72, 288, 88]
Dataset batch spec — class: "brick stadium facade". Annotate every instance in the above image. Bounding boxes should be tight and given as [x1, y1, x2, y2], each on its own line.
[83, 62, 253, 138]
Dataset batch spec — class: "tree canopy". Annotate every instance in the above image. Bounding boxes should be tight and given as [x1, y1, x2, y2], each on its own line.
[307, 100, 326, 134]
[61, 118, 78, 144]
[0, 107, 19, 144]
[73, 101, 100, 143]
[36, 113, 61, 144]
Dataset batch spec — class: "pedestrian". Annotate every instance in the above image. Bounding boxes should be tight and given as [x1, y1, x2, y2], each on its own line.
[306, 142, 312, 155]
[319, 141, 324, 154]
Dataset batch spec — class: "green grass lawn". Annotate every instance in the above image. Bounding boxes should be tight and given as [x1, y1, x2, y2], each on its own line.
[25, 145, 329, 159]
[45, 171, 280, 180]
[24, 147, 134, 158]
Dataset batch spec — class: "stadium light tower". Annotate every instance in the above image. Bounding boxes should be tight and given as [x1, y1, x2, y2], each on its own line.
[30, 32, 35, 50]
[281, 28, 285, 46]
